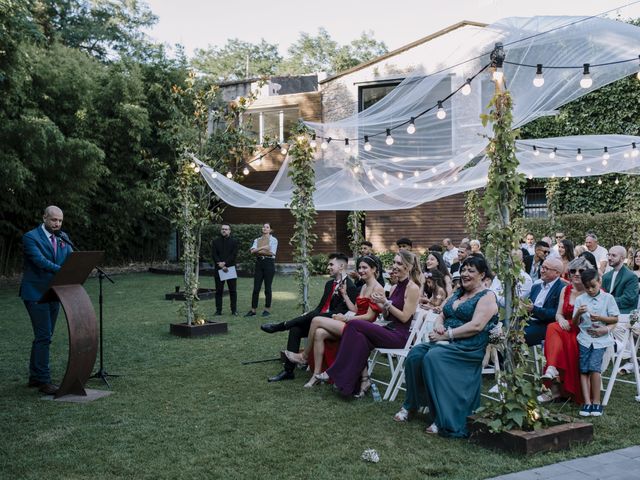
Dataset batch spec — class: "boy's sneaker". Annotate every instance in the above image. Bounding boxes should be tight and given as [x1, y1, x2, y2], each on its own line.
[579, 404, 592, 417]
[590, 404, 604, 417]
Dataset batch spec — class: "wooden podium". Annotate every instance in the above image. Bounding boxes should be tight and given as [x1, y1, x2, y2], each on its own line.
[40, 251, 104, 398]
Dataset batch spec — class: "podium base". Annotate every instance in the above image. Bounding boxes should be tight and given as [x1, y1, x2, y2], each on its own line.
[42, 389, 113, 403]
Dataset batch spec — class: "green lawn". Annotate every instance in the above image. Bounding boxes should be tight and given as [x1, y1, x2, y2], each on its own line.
[1, 272, 639, 479]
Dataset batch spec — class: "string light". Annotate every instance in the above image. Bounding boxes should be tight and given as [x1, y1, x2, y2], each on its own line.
[226, 172, 233, 179]
[397, 172, 404, 179]
[242, 167, 249, 175]
[533, 145, 540, 156]
[576, 148, 583, 161]
[382, 172, 387, 179]
[211, 172, 218, 179]
[580, 178, 585, 184]
[602, 146, 609, 165]
[189, 161, 196, 169]
[194, 166, 200, 173]
[586, 167, 592, 173]
[633, 142, 639, 157]
[448, 160, 455, 168]
[533, 64, 545, 87]
[280, 144, 288, 155]
[597, 178, 603, 185]
[615, 177, 620, 184]
[431, 167, 437, 174]
[321, 137, 331, 150]
[436, 101, 446, 120]
[385, 129, 394, 145]
[344, 138, 351, 153]
[468, 152, 475, 159]
[364, 135, 372, 151]
[527, 173, 534, 180]
[580, 63, 593, 89]
[461, 79, 472, 96]
[406, 117, 416, 134]
[310, 134, 317, 149]
[413, 170, 419, 177]
[549, 147, 557, 159]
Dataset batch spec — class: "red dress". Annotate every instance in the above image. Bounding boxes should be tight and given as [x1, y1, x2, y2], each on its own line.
[311, 296, 382, 371]
[542, 284, 583, 403]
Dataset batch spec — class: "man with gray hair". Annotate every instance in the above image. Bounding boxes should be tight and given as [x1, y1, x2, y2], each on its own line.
[441, 238, 458, 269]
[524, 257, 565, 346]
[585, 233, 608, 275]
[602, 246, 638, 313]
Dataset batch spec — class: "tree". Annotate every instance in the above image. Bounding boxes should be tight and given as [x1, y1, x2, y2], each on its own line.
[191, 38, 282, 81]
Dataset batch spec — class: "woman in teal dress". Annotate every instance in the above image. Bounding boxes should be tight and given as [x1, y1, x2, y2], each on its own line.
[394, 255, 499, 437]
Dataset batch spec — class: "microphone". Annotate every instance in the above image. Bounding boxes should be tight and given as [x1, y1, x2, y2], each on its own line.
[54, 230, 76, 250]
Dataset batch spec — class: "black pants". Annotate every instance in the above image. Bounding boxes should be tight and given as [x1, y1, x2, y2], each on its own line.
[214, 270, 237, 314]
[283, 311, 332, 373]
[251, 258, 275, 309]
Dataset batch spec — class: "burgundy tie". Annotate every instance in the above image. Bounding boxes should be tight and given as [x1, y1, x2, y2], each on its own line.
[51, 234, 57, 256]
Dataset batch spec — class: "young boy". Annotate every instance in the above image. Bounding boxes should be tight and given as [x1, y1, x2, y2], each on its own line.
[572, 269, 619, 417]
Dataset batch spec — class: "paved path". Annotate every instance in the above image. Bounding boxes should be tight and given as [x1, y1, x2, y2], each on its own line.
[487, 446, 640, 480]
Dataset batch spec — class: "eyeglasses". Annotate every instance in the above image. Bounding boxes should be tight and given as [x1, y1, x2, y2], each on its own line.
[569, 268, 586, 274]
[540, 249, 550, 254]
[555, 235, 564, 239]
[540, 265, 559, 272]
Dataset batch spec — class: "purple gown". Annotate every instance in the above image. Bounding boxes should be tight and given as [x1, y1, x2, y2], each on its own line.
[327, 277, 412, 396]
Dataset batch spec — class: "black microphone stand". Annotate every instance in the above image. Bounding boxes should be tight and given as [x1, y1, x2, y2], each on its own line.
[57, 232, 120, 387]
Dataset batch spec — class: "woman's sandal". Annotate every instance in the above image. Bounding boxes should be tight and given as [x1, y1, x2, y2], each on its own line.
[304, 376, 322, 388]
[425, 423, 439, 434]
[284, 350, 307, 366]
[354, 376, 371, 399]
[393, 407, 412, 422]
[314, 371, 330, 382]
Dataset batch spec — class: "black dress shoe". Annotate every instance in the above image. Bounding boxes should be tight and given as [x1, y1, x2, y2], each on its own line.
[28, 378, 45, 388]
[260, 322, 284, 334]
[38, 383, 59, 395]
[244, 311, 256, 317]
[214, 312, 222, 316]
[268, 370, 294, 382]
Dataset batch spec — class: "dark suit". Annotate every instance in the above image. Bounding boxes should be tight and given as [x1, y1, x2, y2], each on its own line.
[282, 277, 358, 373]
[212, 235, 239, 314]
[19, 226, 72, 383]
[603, 265, 639, 314]
[524, 278, 564, 346]
[524, 255, 543, 282]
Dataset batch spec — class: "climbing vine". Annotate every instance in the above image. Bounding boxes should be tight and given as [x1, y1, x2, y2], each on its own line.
[347, 210, 366, 258]
[288, 123, 317, 312]
[464, 190, 481, 240]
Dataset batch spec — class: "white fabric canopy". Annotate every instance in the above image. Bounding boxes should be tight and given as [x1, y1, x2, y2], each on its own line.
[199, 15, 640, 210]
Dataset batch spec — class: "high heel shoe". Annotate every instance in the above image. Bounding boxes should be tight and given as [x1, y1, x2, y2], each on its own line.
[284, 350, 307, 366]
[314, 371, 330, 382]
[304, 376, 322, 388]
[354, 376, 371, 399]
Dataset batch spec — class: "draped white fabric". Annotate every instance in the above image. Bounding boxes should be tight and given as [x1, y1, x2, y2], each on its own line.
[198, 15, 640, 210]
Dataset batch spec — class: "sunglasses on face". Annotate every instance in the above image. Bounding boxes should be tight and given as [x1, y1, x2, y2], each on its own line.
[569, 268, 586, 274]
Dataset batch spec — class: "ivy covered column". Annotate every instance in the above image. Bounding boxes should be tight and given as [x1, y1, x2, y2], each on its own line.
[288, 125, 317, 312]
[347, 210, 366, 258]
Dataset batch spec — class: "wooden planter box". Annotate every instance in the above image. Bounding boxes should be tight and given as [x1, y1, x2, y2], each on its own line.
[467, 415, 593, 455]
[169, 321, 228, 338]
[165, 288, 215, 301]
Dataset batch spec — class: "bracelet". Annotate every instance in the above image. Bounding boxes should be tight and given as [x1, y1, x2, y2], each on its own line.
[383, 300, 392, 312]
[447, 327, 455, 341]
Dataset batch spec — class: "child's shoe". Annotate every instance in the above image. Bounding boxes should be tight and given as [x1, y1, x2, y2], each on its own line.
[579, 404, 592, 417]
[590, 404, 603, 417]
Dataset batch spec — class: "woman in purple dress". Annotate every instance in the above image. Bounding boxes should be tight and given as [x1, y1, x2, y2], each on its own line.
[316, 250, 421, 397]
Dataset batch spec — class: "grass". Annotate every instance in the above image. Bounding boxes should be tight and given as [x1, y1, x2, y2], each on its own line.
[1, 272, 639, 479]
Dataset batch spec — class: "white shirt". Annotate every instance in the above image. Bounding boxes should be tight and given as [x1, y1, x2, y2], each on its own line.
[490, 270, 532, 308]
[41, 224, 55, 243]
[251, 236, 278, 257]
[521, 243, 535, 256]
[442, 247, 458, 268]
[610, 269, 619, 292]
[586, 245, 608, 269]
[574, 291, 619, 349]
[549, 245, 560, 259]
[533, 277, 560, 308]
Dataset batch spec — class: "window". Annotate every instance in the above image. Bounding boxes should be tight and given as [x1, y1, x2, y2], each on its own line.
[523, 186, 548, 218]
[240, 107, 299, 144]
[359, 82, 401, 111]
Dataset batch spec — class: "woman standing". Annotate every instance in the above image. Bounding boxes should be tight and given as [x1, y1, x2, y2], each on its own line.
[538, 256, 594, 403]
[394, 255, 498, 437]
[245, 223, 278, 317]
[316, 250, 421, 397]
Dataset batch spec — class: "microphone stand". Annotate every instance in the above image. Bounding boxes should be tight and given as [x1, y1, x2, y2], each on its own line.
[58, 233, 120, 387]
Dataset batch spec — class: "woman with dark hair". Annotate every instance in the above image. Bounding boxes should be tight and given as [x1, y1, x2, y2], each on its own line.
[246, 223, 278, 317]
[420, 269, 447, 311]
[393, 255, 498, 437]
[425, 251, 453, 296]
[315, 250, 422, 397]
[285, 256, 384, 387]
[558, 239, 575, 280]
[632, 249, 640, 280]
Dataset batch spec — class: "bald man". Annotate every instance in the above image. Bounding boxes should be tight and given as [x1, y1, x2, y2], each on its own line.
[602, 246, 639, 314]
[19, 206, 73, 395]
[524, 257, 566, 346]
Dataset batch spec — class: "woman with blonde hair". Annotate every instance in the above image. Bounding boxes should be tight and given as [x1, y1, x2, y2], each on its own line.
[316, 250, 422, 397]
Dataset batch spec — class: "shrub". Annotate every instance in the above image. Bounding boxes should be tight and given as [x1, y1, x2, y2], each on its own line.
[309, 253, 329, 275]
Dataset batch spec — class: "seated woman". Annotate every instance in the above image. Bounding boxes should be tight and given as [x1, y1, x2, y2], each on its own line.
[425, 251, 453, 297]
[284, 256, 384, 387]
[419, 269, 447, 312]
[313, 250, 421, 397]
[538, 256, 594, 403]
[394, 255, 499, 437]
[558, 239, 575, 280]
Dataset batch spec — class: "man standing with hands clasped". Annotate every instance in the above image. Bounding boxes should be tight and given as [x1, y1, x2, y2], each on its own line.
[19, 206, 73, 395]
[212, 224, 239, 316]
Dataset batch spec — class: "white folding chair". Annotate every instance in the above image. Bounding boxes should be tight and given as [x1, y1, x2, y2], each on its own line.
[601, 316, 640, 406]
[367, 309, 436, 401]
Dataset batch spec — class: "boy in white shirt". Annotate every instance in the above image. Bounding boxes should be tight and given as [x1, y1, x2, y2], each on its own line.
[573, 269, 619, 417]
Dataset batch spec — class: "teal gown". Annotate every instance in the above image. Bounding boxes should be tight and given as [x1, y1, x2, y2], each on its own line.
[402, 289, 498, 438]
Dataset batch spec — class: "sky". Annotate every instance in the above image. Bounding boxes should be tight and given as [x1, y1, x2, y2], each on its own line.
[142, 0, 640, 58]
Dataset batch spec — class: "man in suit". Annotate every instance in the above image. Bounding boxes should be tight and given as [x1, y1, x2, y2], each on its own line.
[524, 257, 565, 346]
[602, 246, 639, 313]
[524, 240, 550, 282]
[19, 206, 73, 395]
[260, 252, 358, 382]
[212, 224, 239, 316]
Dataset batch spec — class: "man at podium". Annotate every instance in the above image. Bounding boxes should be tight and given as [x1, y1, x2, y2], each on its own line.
[19, 206, 73, 395]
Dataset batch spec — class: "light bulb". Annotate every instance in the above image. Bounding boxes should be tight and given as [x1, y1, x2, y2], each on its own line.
[580, 63, 593, 89]
[242, 167, 249, 175]
[637, 71, 640, 81]
[533, 64, 544, 87]
[453, 176, 458, 181]
[431, 167, 437, 174]
[580, 178, 585, 184]
[549, 148, 556, 159]
[448, 160, 455, 168]
[551, 173, 556, 179]
[586, 167, 592, 173]
[407, 118, 416, 134]
[364, 135, 372, 152]
[468, 153, 474, 159]
[211, 172, 218, 179]
[427, 182, 433, 187]
[576, 149, 583, 161]
[397, 172, 404, 179]
[226, 172, 233, 179]
[280, 146, 287, 155]
[565, 172, 571, 179]
[189, 161, 196, 169]
[461, 80, 472, 96]
[597, 178, 602, 185]
[602, 147, 609, 161]
[615, 178, 620, 185]
[310, 135, 317, 148]
[533, 146, 540, 156]
[413, 170, 419, 177]
[385, 129, 394, 145]
[344, 138, 350, 153]
[528, 173, 533, 180]
[384, 178, 389, 185]
[436, 101, 446, 120]
[632, 143, 639, 157]
[382, 172, 387, 178]
[352, 165, 360, 173]
[194, 166, 200, 173]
